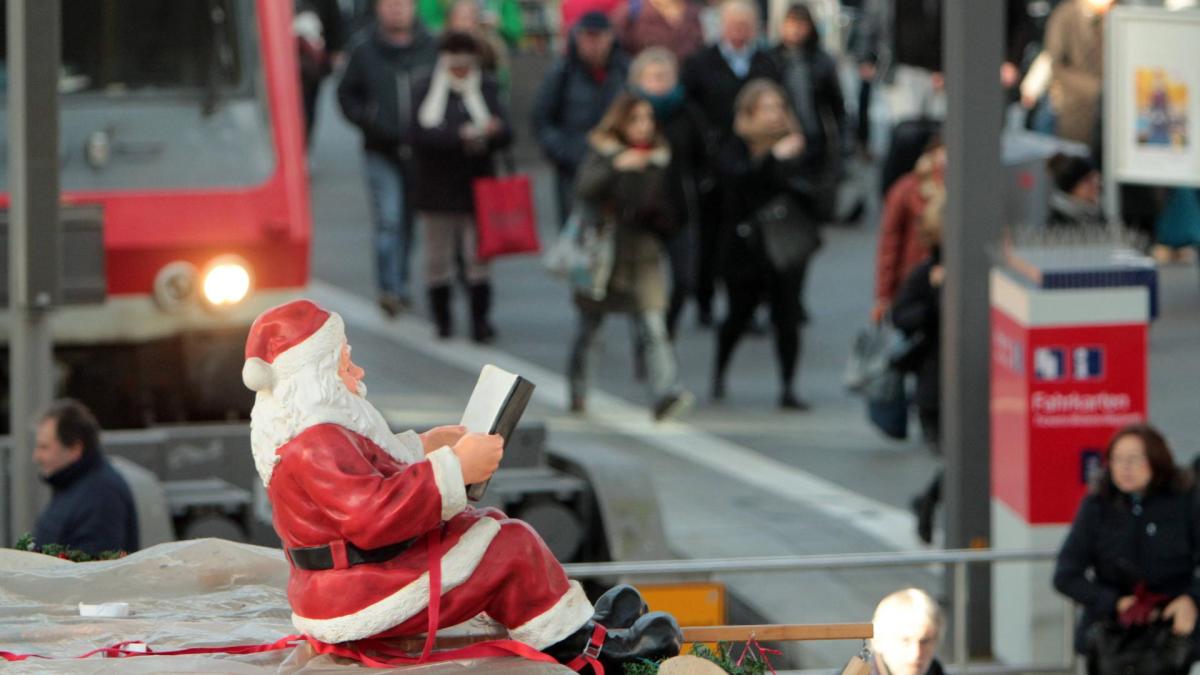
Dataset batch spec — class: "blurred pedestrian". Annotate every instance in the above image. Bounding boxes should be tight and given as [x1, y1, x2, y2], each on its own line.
[855, 0, 944, 123]
[420, 0, 524, 46]
[446, 0, 512, 95]
[295, 1, 335, 149]
[628, 47, 710, 337]
[711, 80, 818, 410]
[32, 400, 139, 558]
[771, 2, 845, 224]
[682, 0, 781, 326]
[411, 32, 512, 342]
[617, 0, 705, 61]
[1044, 0, 1111, 147]
[1046, 152, 1103, 227]
[567, 93, 694, 421]
[870, 588, 945, 675]
[871, 136, 943, 324]
[532, 11, 630, 226]
[889, 188, 944, 544]
[337, 0, 438, 318]
[1054, 423, 1200, 674]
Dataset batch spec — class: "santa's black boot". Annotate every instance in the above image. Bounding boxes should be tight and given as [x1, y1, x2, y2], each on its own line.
[544, 611, 682, 672]
[592, 584, 648, 629]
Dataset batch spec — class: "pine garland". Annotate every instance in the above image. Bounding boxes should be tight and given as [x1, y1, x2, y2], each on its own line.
[623, 642, 772, 674]
[12, 532, 127, 562]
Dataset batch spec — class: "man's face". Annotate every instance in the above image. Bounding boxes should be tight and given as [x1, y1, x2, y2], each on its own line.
[876, 618, 939, 675]
[576, 29, 614, 68]
[33, 418, 83, 478]
[338, 344, 366, 396]
[447, 1, 478, 32]
[376, 0, 415, 33]
[721, 10, 756, 51]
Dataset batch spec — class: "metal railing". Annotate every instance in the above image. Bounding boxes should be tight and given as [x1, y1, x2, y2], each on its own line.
[564, 548, 1072, 674]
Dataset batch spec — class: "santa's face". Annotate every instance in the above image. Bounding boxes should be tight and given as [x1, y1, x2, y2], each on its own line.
[338, 344, 365, 396]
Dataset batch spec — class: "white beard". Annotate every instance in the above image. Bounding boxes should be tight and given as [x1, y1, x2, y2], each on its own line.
[249, 348, 424, 486]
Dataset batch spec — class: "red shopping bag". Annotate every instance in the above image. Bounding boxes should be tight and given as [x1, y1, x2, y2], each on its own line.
[473, 174, 541, 261]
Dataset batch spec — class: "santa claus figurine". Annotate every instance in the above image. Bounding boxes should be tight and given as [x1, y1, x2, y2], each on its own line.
[242, 299, 681, 670]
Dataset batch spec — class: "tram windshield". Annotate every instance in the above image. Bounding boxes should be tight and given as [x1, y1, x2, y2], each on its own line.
[0, 0, 246, 96]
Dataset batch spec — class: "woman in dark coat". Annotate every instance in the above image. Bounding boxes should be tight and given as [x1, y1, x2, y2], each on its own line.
[412, 32, 512, 343]
[771, 2, 846, 223]
[711, 79, 820, 410]
[1054, 423, 1200, 673]
[567, 93, 693, 422]
[627, 46, 711, 338]
[889, 188, 943, 544]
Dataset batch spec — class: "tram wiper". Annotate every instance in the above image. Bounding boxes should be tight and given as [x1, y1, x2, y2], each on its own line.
[201, 0, 235, 116]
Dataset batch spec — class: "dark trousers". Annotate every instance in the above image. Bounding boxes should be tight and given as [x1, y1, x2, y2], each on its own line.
[715, 264, 806, 395]
[664, 224, 697, 337]
[695, 189, 723, 320]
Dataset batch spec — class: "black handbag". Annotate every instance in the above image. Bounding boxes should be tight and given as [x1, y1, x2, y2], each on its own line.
[887, 329, 928, 373]
[747, 194, 822, 273]
[1085, 620, 1192, 675]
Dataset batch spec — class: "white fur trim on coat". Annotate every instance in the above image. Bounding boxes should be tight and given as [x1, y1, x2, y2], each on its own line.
[508, 580, 593, 649]
[427, 446, 467, 521]
[291, 516, 502, 644]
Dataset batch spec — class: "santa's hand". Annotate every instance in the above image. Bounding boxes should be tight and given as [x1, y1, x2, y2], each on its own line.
[452, 433, 504, 484]
[420, 425, 467, 454]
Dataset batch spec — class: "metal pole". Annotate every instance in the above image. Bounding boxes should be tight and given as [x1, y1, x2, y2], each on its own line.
[943, 0, 1004, 659]
[7, 0, 61, 544]
[954, 561, 968, 672]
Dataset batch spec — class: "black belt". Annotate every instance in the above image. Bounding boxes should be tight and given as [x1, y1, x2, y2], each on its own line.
[287, 538, 417, 571]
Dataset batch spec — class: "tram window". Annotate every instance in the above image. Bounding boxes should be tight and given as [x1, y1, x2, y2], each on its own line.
[0, 0, 243, 94]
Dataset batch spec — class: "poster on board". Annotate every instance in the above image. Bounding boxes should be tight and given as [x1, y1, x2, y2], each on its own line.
[1106, 7, 1200, 187]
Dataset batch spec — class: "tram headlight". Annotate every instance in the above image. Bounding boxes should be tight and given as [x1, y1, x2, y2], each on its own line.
[153, 261, 199, 312]
[201, 257, 252, 307]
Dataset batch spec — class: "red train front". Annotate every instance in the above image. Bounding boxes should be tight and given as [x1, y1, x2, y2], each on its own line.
[0, 0, 310, 428]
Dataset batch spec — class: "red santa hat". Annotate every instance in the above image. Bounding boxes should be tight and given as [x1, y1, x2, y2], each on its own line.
[242, 299, 345, 393]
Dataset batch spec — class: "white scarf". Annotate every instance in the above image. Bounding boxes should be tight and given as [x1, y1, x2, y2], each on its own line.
[417, 58, 491, 130]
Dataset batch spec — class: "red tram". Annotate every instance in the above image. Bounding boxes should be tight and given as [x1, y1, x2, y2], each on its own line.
[1, 0, 310, 428]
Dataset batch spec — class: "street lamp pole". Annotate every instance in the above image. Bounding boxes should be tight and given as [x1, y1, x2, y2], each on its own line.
[943, 0, 1004, 658]
[6, 0, 61, 544]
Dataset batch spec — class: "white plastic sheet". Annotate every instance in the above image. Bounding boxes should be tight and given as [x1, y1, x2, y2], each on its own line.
[0, 539, 567, 673]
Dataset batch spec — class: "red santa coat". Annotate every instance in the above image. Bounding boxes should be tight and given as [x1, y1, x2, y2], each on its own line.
[267, 423, 592, 648]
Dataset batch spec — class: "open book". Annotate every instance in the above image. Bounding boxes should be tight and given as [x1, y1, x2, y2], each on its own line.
[459, 365, 535, 501]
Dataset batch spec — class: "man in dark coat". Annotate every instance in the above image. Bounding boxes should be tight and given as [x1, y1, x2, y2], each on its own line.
[337, 0, 438, 318]
[32, 400, 138, 557]
[681, 0, 780, 325]
[531, 11, 630, 226]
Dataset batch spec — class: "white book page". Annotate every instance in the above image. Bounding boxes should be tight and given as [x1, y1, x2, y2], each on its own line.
[459, 364, 518, 434]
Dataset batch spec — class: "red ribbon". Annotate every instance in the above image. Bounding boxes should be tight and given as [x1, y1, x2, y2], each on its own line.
[2, 525, 601, 672]
[734, 637, 781, 675]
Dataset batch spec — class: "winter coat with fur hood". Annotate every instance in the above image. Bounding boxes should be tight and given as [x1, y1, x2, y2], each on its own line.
[574, 133, 676, 312]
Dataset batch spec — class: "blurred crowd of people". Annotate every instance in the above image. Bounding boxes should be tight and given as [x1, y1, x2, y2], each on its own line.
[283, 1, 1200, 668]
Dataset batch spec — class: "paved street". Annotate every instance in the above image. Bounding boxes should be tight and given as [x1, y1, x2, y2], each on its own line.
[302, 51, 1200, 668]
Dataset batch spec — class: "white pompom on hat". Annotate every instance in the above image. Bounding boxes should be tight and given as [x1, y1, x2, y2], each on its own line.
[243, 299, 344, 393]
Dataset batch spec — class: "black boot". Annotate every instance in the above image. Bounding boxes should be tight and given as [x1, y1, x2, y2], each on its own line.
[544, 612, 682, 672]
[428, 285, 452, 339]
[592, 585, 648, 629]
[468, 282, 497, 344]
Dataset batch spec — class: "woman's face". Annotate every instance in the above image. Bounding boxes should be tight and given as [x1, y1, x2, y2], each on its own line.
[750, 91, 788, 129]
[779, 15, 813, 48]
[623, 102, 656, 146]
[636, 61, 677, 97]
[1110, 434, 1153, 495]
